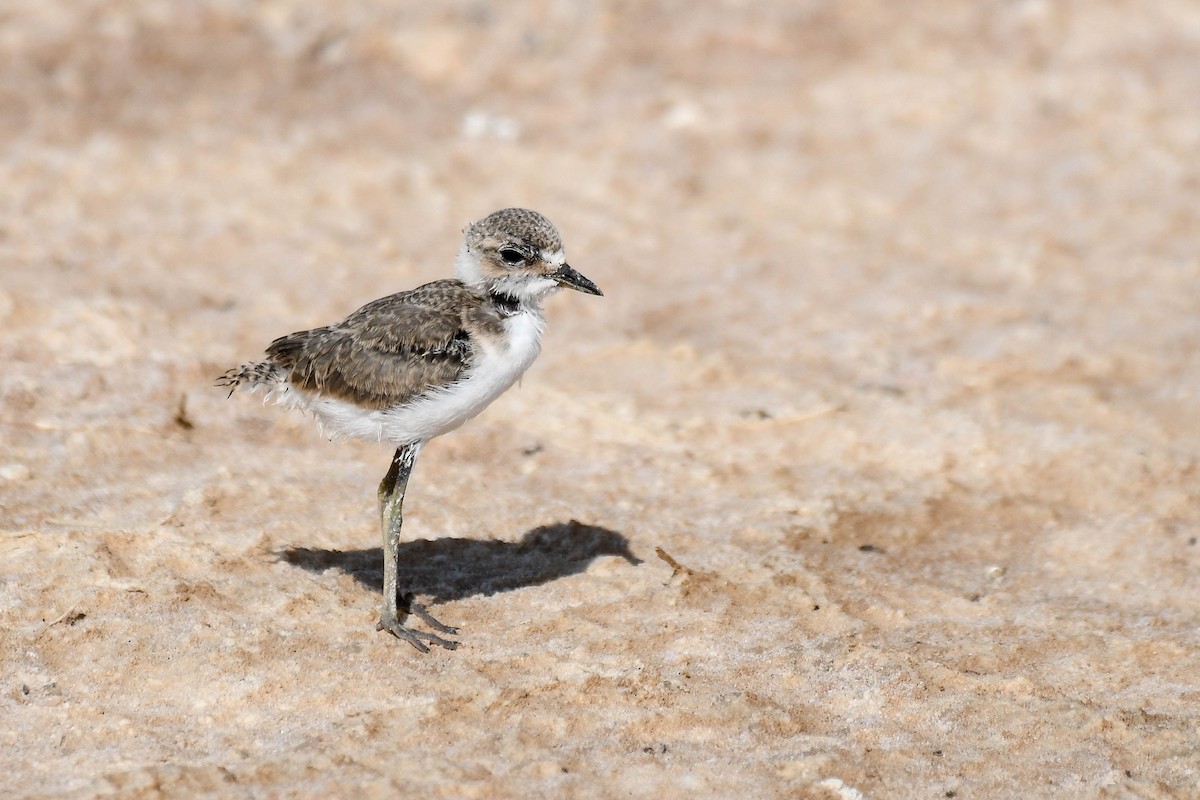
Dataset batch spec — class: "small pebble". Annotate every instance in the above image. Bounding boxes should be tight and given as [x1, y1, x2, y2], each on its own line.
[0, 464, 31, 482]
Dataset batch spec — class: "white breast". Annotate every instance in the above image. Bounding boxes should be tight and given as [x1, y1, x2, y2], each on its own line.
[277, 309, 546, 445]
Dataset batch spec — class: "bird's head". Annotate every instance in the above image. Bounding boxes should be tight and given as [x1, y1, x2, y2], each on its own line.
[455, 208, 603, 303]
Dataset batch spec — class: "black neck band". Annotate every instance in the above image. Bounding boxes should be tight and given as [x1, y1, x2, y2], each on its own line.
[490, 292, 521, 317]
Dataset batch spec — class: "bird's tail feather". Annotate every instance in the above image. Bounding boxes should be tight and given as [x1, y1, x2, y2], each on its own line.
[215, 360, 284, 397]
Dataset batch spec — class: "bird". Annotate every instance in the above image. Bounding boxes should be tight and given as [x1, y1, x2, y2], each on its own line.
[217, 208, 602, 651]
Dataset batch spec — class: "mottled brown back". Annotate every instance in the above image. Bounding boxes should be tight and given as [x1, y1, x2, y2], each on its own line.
[264, 279, 500, 410]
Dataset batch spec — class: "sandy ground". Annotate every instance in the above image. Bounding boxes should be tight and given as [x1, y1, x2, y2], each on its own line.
[2, 1, 1199, 797]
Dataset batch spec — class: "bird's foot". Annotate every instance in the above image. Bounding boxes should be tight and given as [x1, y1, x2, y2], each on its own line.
[376, 618, 458, 652]
[377, 595, 458, 652]
[403, 596, 459, 635]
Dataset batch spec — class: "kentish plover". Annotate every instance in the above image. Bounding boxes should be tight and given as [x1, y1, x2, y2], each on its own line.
[218, 208, 602, 651]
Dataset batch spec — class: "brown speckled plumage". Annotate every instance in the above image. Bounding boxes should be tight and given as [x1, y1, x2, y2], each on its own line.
[253, 280, 505, 410]
[466, 207, 562, 254]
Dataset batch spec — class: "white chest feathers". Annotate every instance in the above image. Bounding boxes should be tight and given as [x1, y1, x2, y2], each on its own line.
[285, 309, 547, 444]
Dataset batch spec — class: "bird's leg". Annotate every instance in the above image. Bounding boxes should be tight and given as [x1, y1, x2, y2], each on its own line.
[376, 442, 458, 652]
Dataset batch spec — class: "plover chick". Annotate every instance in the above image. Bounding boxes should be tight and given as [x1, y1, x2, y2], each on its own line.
[217, 208, 602, 651]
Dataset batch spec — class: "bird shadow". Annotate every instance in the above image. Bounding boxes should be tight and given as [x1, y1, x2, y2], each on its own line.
[279, 520, 640, 604]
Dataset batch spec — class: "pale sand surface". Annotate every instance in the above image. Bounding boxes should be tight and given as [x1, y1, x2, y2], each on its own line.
[2, 2, 1199, 797]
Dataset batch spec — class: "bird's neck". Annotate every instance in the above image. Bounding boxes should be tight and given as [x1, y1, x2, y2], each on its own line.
[487, 290, 523, 317]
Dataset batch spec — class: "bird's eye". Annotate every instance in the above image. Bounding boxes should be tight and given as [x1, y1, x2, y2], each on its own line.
[499, 248, 525, 265]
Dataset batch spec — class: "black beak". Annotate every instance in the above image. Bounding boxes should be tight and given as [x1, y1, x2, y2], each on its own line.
[552, 264, 603, 296]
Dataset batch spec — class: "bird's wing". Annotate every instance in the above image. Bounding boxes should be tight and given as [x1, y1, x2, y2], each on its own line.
[266, 281, 480, 410]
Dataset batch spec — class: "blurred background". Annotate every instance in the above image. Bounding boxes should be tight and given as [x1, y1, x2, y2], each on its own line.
[2, 1, 1199, 796]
